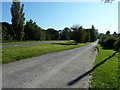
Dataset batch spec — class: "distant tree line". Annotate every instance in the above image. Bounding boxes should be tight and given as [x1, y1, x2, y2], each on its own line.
[70, 25, 98, 43]
[99, 30, 120, 51]
[1, 0, 99, 43]
[1, 21, 98, 43]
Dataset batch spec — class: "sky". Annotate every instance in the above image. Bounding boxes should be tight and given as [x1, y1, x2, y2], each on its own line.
[1, 1, 118, 34]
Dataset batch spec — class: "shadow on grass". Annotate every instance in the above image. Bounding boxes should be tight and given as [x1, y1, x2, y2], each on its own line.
[67, 51, 118, 86]
[52, 43, 77, 45]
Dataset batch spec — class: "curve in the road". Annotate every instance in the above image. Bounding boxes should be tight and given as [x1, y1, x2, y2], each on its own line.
[1, 41, 67, 48]
[3, 41, 98, 88]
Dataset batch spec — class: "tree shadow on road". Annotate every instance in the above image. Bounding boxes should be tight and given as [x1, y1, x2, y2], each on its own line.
[67, 51, 118, 86]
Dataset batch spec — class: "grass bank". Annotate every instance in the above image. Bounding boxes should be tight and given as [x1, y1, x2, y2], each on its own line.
[90, 45, 119, 88]
[2, 42, 90, 64]
[2, 40, 64, 45]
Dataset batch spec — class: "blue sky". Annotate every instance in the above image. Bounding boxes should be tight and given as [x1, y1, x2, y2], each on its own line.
[2, 2, 118, 34]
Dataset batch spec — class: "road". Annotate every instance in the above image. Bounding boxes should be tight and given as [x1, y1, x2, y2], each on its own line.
[2, 41, 98, 88]
[1, 41, 67, 48]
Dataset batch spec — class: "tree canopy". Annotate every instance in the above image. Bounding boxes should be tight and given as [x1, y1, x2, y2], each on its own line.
[11, 0, 25, 41]
[2, 0, 99, 43]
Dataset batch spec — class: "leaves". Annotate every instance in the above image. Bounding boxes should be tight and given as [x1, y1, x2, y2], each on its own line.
[11, 0, 25, 41]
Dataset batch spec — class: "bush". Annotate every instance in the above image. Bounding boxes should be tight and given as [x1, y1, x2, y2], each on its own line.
[114, 37, 120, 51]
[99, 35, 106, 44]
[101, 36, 116, 49]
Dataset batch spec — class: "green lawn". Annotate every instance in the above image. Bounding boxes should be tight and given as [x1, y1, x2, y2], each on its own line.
[2, 40, 54, 45]
[90, 45, 119, 89]
[2, 42, 90, 64]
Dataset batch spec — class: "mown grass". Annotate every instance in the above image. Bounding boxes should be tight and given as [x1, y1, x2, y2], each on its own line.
[90, 45, 119, 89]
[2, 42, 90, 64]
[2, 40, 52, 45]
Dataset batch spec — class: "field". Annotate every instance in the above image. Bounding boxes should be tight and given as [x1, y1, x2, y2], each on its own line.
[2, 41, 90, 64]
[90, 45, 119, 88]
[2, 40, 65, 45]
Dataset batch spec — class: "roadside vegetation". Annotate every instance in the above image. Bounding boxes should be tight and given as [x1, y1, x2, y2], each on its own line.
[91, 45, 119, 88]
[1, 0, 98, 64]
[99, 31, 120, 51]
[91, 31, 120, 88]
[2, 40, 46, 45]
[2, 41, 90, 64]
[2, 40, 66, 45]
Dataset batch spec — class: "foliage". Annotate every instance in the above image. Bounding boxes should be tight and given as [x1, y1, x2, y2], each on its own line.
[11, 0, 25, 41]
[99, 32, 120, 51]
[85, 29, 91, 42]
[46, 28, 59, 40]
[1, 22, 13, 41]
[113, 31, 117, 37]
[106, 30, 110, 35]
[71, 25, 98, 43]
[77, 26, 87, 43]
[60, 27, 70, 40]
[101, 36, 116, 49]
[24, 19, 45, 40]
[114, 37, 120, 51]
[90, 25, 98, 42]
[2, 0, 99, 42]
[91, 45, 119, 88]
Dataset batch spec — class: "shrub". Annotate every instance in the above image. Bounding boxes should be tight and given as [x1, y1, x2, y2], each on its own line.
[114, 37, 120, 51]
[101, 36, 116, 49]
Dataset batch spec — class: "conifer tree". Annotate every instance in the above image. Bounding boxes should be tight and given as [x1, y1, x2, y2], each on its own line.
[11, 0, 25, 41]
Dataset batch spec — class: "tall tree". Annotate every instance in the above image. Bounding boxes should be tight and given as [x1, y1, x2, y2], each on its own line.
[24, 19, 44, 40]
[90, 25, 98, 42]
[60, 27, 70, 40]
[78, 26, 87, 43]
[71, 24, 80, 43]
[71, 25, 87, 43]
[85, 29, 91, 42]
[11, 0, 25, 41]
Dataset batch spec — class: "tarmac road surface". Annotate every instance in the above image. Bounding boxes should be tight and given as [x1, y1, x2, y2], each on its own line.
[2, 40, 98, 88]
[1, 41, 68, 48]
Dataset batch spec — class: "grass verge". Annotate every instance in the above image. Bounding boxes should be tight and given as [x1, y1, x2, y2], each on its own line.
[2, 40, 53, 45]
[90, 45, 119, 88]
[2, 42, 90, 64]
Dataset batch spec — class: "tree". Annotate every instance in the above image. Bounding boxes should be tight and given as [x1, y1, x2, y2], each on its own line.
[101, 36, 116, 49]
[85, 29, 91, 42]
[113, 31, 117, 37]
[58, 30, 62, 40]
[24, 20, 34, 40]
[71, 25, 80, 43]
[46, 28, 59, 40]
[60, 27, 70, 40]
[24, 19, 44, 40]
[114, 37, 120, 51]
[1, 22, 13, 41]
[11, 0, 25, 41]
[71, 25, 87, 43]
[118, 33, 120, 37]
[77, 26, 87, 43]
[90, 25, 98, 42]
[106, 30, 110, 35]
